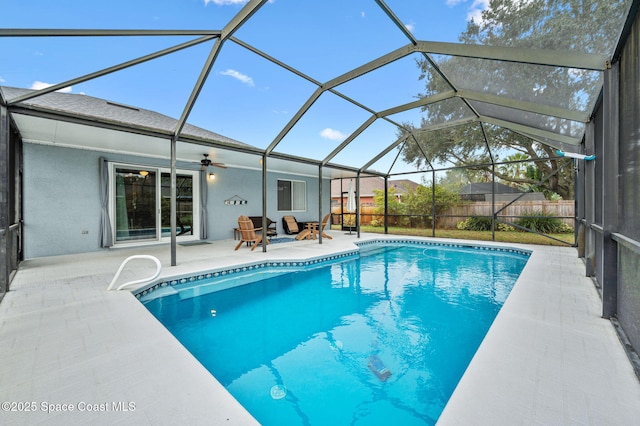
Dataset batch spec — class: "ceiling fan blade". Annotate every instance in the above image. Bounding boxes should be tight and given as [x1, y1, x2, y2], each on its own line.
[211, 162, 227, 169]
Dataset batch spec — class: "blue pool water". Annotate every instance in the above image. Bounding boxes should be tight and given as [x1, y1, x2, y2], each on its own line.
[141, 242, 529, 425]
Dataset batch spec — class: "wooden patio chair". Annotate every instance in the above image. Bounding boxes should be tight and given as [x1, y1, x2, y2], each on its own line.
[234, 215, 269, 251]
[313, 213, 333, 240]
[297, 213, 333, 240]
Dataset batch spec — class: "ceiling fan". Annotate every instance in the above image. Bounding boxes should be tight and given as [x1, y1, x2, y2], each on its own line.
[200, 153, 227, 170]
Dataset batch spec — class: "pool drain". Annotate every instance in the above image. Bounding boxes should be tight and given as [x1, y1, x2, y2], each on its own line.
[270, 385, 287, 400]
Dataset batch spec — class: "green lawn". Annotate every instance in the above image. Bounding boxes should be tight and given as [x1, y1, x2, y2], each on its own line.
[333, 225, 575, 246]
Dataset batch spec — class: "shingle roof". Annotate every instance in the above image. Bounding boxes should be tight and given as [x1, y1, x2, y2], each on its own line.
[0, 86, 253, 148]
[331, 177, 420, 197]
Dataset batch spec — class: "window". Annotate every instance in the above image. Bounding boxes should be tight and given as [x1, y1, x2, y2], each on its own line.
[111, 164, 199, 244]
[277, 179, 306, 211]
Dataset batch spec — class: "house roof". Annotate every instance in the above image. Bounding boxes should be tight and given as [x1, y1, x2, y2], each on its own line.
[331, 177, 420, 197]
[0, 86, 252, 149]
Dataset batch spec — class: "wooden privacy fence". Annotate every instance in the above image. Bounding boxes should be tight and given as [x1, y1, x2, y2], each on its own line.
[332, 200, 575, 229]
[437, 200, 575, 229]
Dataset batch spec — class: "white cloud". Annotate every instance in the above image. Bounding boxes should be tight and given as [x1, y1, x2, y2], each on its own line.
[361, 11, 365, 18]
[204, 0, 248, 5]
[467, 0, 489, 23]
[405, 23, 415, 33]
[444, 0, 489, 23]
[30, 81, 73, 93]
[320, 128, 345, 141]
[0, 76, 5, 83]
[219, 69, 255, 87]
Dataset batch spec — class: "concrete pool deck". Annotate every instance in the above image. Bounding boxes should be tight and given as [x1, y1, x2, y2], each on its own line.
[1, 232, 639, 425]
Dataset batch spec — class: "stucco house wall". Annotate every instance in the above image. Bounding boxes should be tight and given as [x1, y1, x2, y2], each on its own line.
[23, 143, 103, 258]
[23, 142, 330, 259]
[206, 166, 330, 241]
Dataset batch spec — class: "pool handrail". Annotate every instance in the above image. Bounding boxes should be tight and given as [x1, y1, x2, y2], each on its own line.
[107, 255, 162, 291]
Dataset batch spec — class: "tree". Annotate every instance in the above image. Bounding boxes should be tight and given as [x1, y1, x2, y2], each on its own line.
[373, 180, 460, 228]
[403, 180, 461, 228]
[498, 153, 530, 183]
[372, 186, 406, 226]
[399, 0, 625, 200]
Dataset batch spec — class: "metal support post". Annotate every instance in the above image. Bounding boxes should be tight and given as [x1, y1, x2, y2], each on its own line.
[262, 154, 268, 252]
[0, 105, 9, 295]
[384, 176, 388, 234]
[318, 165, 323, 244]
[170, 136, 177, 266]
[491, 164, 496, 241]
[601, 62, 619, 318]
[356, 173, 361, 238]
[431, 170, 436, 237]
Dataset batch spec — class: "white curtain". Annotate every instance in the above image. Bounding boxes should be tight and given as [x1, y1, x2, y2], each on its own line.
[200, 170, 208, 239]
[98, 157, 113, 247]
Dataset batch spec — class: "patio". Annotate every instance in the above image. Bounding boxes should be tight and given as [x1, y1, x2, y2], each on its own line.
[1, 232, 639, 425]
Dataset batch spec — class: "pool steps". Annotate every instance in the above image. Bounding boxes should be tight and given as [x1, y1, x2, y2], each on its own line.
[146, 270, 295, 302]
[135, 250, 359, 302]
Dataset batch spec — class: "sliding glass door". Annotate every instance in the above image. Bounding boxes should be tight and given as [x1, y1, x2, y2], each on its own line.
[160, 173, 194, 238]
[112, 165, 199, 244]
[115, 168, 157, 242]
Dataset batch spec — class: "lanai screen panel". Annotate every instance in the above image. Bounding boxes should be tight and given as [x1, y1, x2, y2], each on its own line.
[0, 35, 215, 119]
[470, 101, 586, 140]
[334, 53, 438, 113]
[0, 0, 635, 176]
[188, 40, 320, 150]
[272, 91, 372, 160]
[400, 121, 492, 171]
[364, 144, 421, 176]
[435, 56, 599, 111]
[231, 0, 408, 82]
[458, 0, 632, 54]
[330, 119, 405, 172]
[482, 124, 556, 163]
[420, 97, 474, 127]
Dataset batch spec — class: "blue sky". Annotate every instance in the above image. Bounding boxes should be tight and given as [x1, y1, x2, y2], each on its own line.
[1, 0, 488, 174]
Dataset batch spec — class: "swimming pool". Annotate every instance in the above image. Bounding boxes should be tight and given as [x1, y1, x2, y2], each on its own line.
[140, 241, 530, 425]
